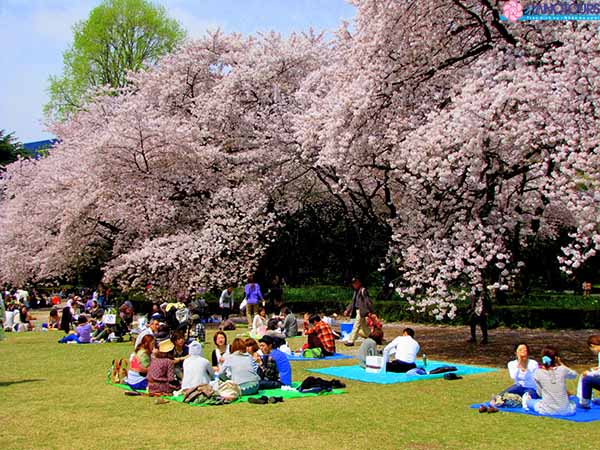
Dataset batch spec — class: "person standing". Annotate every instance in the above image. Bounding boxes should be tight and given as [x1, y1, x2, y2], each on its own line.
[219, 287, 234, 321]
[467, 287, 490, 345]
[244, 275, 263, 325]
[343, 277, 373, 346]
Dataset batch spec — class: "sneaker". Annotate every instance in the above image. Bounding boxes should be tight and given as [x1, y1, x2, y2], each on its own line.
[522, 392, 531, 410]
[487, 406, 499, 413]
[580, 399, 591, 410]
[268, 396, 283, 404]
[248, 396, 268, 405]
[478, 405, 488, 413]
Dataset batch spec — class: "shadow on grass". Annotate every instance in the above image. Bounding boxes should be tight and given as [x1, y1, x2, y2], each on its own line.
[0, 378, 46, 387]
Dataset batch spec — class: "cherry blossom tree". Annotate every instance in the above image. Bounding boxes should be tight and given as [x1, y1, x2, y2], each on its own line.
[298, 0, 600, 318]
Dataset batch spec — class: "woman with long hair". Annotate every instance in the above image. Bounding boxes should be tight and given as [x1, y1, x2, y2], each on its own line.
[127, 334, 156, 390]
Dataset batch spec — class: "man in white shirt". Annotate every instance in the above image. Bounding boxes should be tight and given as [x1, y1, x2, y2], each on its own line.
[219, 287, 234, 321]
[134, 317, 161, 348]
[382, 328, 420, 373]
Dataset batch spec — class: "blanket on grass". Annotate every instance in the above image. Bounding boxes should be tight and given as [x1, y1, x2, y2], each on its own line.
[287, 352, 353, 361]
[109, 381, 345, 406]
[470, 398, 600, 422]
[308, 360, 497, 384]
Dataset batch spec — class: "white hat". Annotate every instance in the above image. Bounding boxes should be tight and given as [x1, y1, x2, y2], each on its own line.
[189, 341, 203, 356]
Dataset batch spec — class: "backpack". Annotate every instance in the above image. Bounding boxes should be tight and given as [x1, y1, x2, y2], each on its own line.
[108, 358, 129, 384]
[302, 348, 323, 359]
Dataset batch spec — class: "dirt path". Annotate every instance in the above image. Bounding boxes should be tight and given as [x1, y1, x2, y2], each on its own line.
[379, 323, 599, 367]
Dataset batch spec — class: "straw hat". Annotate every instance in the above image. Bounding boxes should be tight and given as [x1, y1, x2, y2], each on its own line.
[158, 339, 174, 353]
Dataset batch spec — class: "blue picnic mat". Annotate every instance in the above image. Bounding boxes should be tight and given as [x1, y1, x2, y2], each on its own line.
[287, 352, 354, 361]
[470, 398, 600, 422]
[308, 360, 497, 384]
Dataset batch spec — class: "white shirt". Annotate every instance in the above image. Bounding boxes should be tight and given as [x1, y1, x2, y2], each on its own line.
[182, 356, 215, 390]
[219, 290, 234, 308]
[383, 335, 420, 364]
[508, 359, 538, 389]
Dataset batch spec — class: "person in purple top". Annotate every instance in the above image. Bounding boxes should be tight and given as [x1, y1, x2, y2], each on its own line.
[58, 316, 92, 344]
[244, 275, 263, 325]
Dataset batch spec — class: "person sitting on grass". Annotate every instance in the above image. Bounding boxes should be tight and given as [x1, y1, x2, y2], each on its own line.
[578, 335, 600, 409]
[381, 328, 420, 373]
[19, 306, 35, 331]
[358, 328, 384, 369]
[503, 343, 539, 398]
[171, 331, 189, 381]
[280, 307, 298, 337]
[303, 314, 336, 356]
[47, 308, 60, 330]
[181, 341, 214, 390]
[259, 335, 292, 387]
[522, 346, 577, 416]
[60, 304, 73, 334]
[219, 337, 260, 396]
[147, 339, 179, 396]
[211, 331, 230, 374]
[126, 334, 155, 390]
[58, 316, 92, 344]
[251, 307, 268, 337]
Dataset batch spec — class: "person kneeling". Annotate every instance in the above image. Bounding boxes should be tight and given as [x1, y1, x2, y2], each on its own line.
[58, 316, 92, 344]
[381, 328, 419, 373]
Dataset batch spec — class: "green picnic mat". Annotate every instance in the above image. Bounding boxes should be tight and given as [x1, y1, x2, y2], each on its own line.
[109, 381, 345, 406]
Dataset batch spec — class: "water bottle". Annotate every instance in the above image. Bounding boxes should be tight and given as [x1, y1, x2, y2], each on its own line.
[422, 353, 427, 369]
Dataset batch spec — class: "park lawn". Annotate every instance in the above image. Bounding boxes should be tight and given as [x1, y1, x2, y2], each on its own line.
[2, 332, 600, 450]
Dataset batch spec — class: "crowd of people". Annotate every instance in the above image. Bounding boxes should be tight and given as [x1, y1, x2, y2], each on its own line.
[4, 277, 600, 415]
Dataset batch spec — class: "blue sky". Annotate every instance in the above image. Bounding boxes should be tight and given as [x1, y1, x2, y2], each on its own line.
[0, 0, 356, 143]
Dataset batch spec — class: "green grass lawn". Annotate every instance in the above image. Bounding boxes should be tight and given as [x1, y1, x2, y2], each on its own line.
[2, 331, 600, 450]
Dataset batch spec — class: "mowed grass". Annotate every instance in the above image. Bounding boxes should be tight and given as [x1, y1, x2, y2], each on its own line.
[2, 331, 600, 450]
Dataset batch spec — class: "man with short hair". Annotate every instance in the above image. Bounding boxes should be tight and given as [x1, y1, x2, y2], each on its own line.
[381, 328, 420, 373]
[219, 286, 234, 321]
[258, 335, 292, 388]
[135, 317, 161, 348]
[303, 314, 336, 356]
[343, 277, 373, 346]
[280, 307, 298, 337]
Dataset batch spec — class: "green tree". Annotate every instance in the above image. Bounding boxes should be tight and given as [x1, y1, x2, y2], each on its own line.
[45, 0, 186, 121]
[0, 130, 26, 168]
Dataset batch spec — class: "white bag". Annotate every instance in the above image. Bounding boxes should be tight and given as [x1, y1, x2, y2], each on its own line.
[103, 313, 117, 325]
[365, 356, 383, 373]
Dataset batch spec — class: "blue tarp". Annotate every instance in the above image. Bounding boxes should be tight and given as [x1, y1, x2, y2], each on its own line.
[308, 360, 497, 384]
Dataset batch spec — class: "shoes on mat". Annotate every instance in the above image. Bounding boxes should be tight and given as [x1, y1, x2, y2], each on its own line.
[343, 341, 354, 347]
[248, 396, 268, 405]
[268, 396, 284, 404]
[579, 399, 591, 410]
[487, 406, 499, 413]
[478, 405, 488, 413]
